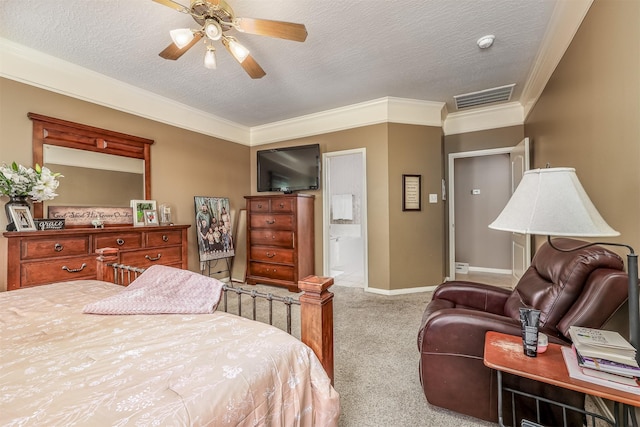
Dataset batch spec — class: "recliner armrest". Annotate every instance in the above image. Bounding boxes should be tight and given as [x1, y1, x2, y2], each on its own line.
[433, 281, 512, 314]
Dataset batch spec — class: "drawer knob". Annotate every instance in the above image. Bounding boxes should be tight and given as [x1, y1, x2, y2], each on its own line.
[257, 203, 263, 209]
[279, 203, 284, 208]
[266, 219, 276, 224]
[62, 263, 87, 273]
[266, 252, 276, 258]
[116, 238, 125, 246]
[54, 243, 63, 252]
[145, 253, 162, 262]
[162, 235, 169, 242]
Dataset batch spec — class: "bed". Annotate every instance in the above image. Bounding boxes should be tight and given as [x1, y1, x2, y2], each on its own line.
[0, 251, 340, 426]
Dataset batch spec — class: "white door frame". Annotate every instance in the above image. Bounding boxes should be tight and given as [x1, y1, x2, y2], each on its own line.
[448, 147, 512, 281]
[322, 148, 369, 289]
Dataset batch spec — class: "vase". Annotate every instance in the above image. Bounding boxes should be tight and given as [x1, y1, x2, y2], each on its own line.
[4, 195, 31, 230]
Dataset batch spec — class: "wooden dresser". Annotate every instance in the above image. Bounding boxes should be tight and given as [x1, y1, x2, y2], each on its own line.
[4, 224, 189, 291]
[245, 194, 314, 292]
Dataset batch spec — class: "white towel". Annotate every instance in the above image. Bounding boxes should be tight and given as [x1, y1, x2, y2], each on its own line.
[332, 194, 353, 220]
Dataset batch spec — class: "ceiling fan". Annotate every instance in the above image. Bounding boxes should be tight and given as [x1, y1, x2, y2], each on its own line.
[153, 0, 308, 79]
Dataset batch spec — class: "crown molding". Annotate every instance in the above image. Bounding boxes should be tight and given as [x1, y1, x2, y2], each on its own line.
[520, 0, 594, 119]
[443, 102, 524, 135]
[250, 97, 445, 146]
[0, 38, 250, 145]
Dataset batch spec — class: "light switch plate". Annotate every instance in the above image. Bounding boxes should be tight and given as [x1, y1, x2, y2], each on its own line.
[429, 194, 438, 203]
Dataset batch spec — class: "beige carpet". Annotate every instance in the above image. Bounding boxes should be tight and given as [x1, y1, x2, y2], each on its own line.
[225, 282, 496, 426]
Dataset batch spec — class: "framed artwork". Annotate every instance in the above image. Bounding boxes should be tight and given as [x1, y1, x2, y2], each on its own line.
[194, 196, 235, 262]
[402, 174, 422, 211]
[130, 200, 157, 226]
[9, 205, 37, 231]
[143, 209, 159, 226]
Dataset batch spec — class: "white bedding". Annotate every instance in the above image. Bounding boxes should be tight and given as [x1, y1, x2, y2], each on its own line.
[0, 280, 340, 426]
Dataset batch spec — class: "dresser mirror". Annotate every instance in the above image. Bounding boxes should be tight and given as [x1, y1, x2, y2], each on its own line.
[43, 145, 145, 212]
[29, 113, 154, 219]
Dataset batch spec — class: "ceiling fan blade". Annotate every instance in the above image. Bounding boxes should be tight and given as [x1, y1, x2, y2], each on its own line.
[159, 32, 203, 60]
[152, 0, 189, 13]
[239, 54, 266, 79]
[235, 17, 307, 42]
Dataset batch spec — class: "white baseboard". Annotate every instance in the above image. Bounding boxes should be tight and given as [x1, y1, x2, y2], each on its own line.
[468, 266, 512, 275]
[364, 285, 438, 296]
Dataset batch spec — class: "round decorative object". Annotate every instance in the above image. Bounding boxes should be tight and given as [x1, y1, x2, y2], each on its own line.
[4, 195, 31, 229]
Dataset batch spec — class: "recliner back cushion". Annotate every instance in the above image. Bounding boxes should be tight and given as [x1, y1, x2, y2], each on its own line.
[503, 239, 624, 329]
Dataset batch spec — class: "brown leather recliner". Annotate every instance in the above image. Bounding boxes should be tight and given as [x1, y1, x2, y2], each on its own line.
[417, 238, 629, 425]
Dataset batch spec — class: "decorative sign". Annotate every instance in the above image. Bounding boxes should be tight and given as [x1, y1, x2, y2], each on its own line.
[34, 219, 65, 231]
[402, 174, 422, 211]
[48, 207, 134, 227]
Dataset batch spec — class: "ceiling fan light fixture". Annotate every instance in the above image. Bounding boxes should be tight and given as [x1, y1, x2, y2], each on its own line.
[224, 37, 249, 63]
[204, 46, 217, 69]
[170, 28, 194, 48]
[204, 19, 222, 41]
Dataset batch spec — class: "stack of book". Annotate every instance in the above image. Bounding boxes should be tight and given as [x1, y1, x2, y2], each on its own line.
[561, 326, 640, 394]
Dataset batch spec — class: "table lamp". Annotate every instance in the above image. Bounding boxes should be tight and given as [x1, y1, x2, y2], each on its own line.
[488, 167, 639, 362]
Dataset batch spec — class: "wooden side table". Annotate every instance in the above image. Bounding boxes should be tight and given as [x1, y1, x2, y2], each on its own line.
[483, 331, 640, 427]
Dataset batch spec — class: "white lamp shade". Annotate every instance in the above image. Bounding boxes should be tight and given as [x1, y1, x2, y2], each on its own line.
[170, 28, 194, 49]
[227, 38, 249, 63]
[489, 167, 619, 237]
[204, 47, 217, 69]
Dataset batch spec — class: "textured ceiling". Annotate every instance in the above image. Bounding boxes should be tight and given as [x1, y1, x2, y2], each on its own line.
[0, 0, 558, 127]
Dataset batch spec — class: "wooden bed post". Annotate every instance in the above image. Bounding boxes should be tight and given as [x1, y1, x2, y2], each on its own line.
[298, 275, 335, 384]
[96, 247, 119, 283]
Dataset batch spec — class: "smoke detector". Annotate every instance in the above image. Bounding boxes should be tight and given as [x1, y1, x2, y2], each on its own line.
[477, 35, 495, 49]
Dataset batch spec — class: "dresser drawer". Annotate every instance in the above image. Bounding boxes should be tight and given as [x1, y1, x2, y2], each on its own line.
[249, 214, 294, 230]
[249, 246, 294, 264]
[249, 199, 271, 212]
[145, 229, 184, 247]
[249, 230, 294, 248]
[21, 236, 90, 260]
[94, 232, 142, 250]
[249, 262, 295, 282]
[271, 198, 293, 213]
[21, 256, 97, 286]
[120, 246, 183, 268]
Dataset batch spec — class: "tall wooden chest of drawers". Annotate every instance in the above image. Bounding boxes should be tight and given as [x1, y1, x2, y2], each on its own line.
[245, 194, 314, 292]
[4, 224, 189, 291]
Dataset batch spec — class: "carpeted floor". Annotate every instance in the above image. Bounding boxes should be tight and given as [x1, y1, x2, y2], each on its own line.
[226, 282, 495, 426]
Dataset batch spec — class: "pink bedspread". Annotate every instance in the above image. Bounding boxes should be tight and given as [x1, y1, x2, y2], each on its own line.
[0, 280, 340, 426]
[83, 265, 224, 314]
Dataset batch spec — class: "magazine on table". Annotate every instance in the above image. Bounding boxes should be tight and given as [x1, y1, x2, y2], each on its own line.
[568, 326, 637, 366]
[561, 347, 640, 395]
[574, 346, 640, 378]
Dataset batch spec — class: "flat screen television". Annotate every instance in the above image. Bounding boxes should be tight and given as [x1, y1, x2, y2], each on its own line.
[257, 144, 320, 193]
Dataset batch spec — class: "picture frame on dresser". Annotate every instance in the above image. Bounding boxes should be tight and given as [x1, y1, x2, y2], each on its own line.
[131, 200, 156, 227]
[8, 205, 36, 231]
[143, 209, 159, 226]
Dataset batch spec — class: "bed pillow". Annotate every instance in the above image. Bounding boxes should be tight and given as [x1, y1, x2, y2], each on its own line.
[83, 265, 224, 315]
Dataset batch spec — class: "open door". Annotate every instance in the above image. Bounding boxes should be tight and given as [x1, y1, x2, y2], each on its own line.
[509, 138, 531, 282]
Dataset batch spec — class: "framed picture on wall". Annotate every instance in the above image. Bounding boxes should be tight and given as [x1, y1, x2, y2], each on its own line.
[402, 174, 422, 211]
[130, 200, 157, 226]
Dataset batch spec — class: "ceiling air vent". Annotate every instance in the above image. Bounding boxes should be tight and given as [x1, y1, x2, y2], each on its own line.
[454, 84, 515, 110]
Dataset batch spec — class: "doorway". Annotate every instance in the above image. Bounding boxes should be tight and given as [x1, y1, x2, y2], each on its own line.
[448, 147, 512, 281]
[322, 149, 368, 288]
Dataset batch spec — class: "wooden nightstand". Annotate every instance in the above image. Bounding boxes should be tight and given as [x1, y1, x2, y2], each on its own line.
[483, 331, 639, 427]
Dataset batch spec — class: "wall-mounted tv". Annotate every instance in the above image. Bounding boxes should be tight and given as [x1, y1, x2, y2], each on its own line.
[257, 144, 320, 193]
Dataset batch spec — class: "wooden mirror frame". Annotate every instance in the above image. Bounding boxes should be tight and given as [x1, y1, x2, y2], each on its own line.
[28, 113, 154, 219]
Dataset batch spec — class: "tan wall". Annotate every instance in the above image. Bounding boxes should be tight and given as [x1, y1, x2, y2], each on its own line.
[0, 78, 250, 290]
[249, 124, 394, 290]
[524, 0, 640, 259]
[388, 123, 445, 288]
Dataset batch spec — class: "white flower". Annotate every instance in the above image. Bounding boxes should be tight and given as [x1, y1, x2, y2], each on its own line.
[0, 162, 63, 202]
